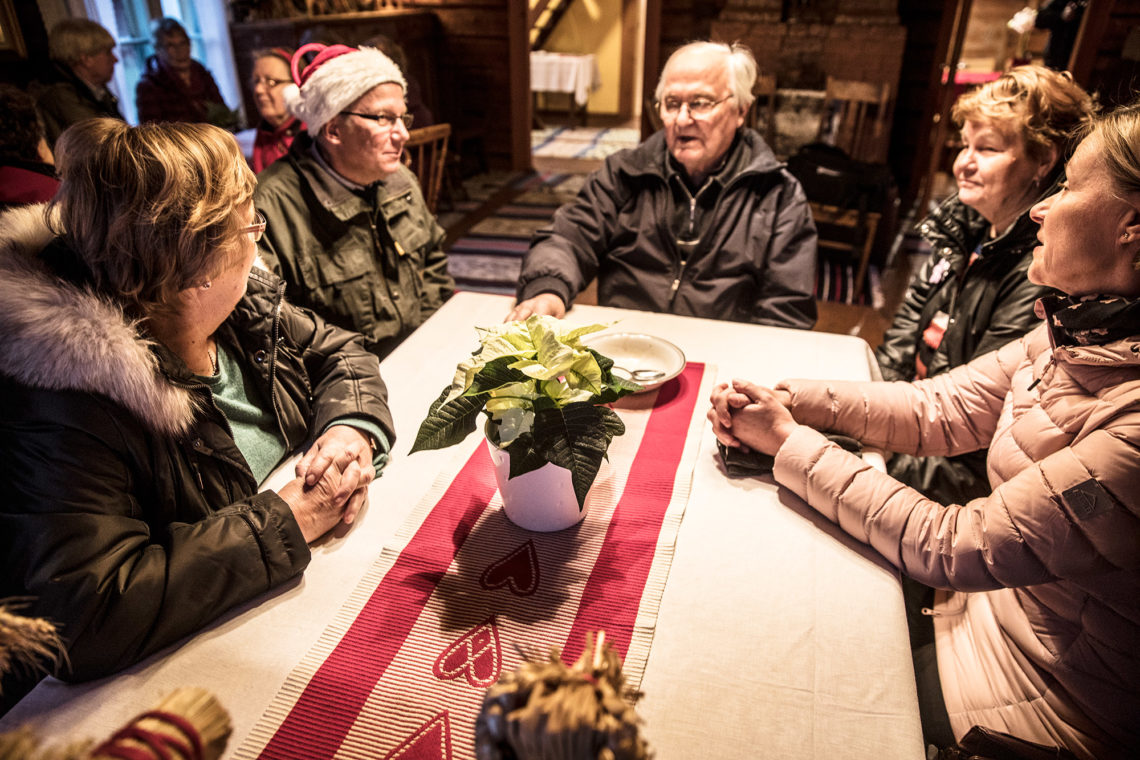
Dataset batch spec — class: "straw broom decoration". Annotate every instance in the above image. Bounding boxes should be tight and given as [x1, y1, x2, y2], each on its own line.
[475, 630, 652, 760]
[0, 603, 231, 760]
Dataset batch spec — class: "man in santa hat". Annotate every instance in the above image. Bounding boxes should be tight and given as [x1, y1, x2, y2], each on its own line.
[255, 44, 453, 359]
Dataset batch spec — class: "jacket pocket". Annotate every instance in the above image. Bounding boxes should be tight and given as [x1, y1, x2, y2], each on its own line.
[293, 246, 392, 340]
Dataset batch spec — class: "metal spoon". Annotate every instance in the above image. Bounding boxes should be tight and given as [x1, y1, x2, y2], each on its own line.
[614, 366, 667, 383]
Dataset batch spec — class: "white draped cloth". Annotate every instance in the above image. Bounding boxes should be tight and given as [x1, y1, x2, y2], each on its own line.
[530, 51, 601, 106]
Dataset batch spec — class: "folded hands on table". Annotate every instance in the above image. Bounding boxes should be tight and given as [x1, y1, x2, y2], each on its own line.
[708, 379, 799, 457]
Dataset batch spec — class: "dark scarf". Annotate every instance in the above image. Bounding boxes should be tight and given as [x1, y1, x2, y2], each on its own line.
[1038, 293, 1140, 347]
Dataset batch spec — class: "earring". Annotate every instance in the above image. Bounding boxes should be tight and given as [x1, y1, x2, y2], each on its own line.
[201, 281, 212, 289]
[1124, 232, 1132, 242]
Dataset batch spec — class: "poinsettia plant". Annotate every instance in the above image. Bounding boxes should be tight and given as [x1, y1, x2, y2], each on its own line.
[411, 315, 641, 509]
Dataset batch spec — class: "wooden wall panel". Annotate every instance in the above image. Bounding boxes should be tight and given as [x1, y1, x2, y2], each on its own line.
[230, 1, 520, 170]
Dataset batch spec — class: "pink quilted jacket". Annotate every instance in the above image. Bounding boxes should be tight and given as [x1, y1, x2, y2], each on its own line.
[772, 323, 1140, 759]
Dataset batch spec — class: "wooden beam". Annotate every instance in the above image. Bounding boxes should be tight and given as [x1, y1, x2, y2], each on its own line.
[641, 0, 661, 140]
[1069, 0, 1115, 85]
[528, 0, 553, 30]
[510, 0, 531, 170]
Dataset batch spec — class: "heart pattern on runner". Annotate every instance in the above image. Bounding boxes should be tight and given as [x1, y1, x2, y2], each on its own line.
[384, 711, 451, 760]
[432, 616, 502, 688]
[479, 540, 540, 596]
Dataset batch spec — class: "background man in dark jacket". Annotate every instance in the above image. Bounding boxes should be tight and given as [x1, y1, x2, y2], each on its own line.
[255, 44, 453, 359]
[32, 19, 123, 147]
[509, 40, 817, 329]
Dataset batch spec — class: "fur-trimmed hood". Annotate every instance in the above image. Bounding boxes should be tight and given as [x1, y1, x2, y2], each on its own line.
[0, 204, 198, 436]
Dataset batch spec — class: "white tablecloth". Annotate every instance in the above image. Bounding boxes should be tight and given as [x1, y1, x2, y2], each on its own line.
[530, 51, 601, 106]
[1, 293, 923, 759]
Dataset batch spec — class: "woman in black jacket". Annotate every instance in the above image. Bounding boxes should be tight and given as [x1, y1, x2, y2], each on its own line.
[0, 119, 394, 689]
[875, 66, 1093, 504]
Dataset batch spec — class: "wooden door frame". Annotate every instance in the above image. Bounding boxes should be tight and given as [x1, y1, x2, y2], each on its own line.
[912, 0, 972, 215]
[510, 0, 662, 169]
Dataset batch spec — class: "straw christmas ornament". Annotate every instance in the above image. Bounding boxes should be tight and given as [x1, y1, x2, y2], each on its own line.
[0, 603, 63, 687]
[0, 687, 231, 760]
[88, 688, 232, 760]
[474, 631, 652, 760]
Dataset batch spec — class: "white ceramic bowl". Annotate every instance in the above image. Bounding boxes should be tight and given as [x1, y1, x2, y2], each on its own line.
[584, 332, 686, 393]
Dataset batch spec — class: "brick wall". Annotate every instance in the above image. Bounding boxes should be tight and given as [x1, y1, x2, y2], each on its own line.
[709, 0, 905, 161]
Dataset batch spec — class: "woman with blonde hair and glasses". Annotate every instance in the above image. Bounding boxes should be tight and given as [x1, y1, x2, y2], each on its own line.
[0, 119, 393, 694]
[710, 99, 1140, 758]
[877, 65, 1095, 506]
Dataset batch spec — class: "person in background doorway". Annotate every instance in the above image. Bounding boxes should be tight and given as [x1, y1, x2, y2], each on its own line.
[509, 40, 817, 330]
[31, 19, 122, 148]
[0, 84, 59, 210]
[250, 47, 303, 173]
[876, 66, 1094, 506]
[136, 17, 236, 129]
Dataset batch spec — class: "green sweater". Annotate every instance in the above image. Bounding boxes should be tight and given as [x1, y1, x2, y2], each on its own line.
[199, 343, 389, 484]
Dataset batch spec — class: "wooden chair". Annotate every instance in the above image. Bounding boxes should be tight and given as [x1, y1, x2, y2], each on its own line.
[747, 73, 777, 146]
[404, 123, 451, 214]
[810, 201, 881, 298]
[817, 77, 891, 163]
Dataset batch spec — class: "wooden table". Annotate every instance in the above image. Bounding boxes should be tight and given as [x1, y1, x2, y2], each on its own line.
[1, 293, 923, 759]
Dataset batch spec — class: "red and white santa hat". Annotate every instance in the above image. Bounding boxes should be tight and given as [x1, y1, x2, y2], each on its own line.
[282, 43, 407, 137]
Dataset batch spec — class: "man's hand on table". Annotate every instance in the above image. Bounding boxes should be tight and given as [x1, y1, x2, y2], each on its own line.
[709, 379, 798, 456]
[506, 293, 566, 322]
[280, 425, 374, 542]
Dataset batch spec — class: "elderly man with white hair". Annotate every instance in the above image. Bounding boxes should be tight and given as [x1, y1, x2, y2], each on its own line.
[509, 41, 817, 329]
[33, 19, 123, 148]
[254, 43, 453, 359]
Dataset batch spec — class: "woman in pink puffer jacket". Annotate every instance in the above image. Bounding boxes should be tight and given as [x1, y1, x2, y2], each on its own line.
[709, 103, 1140, 760]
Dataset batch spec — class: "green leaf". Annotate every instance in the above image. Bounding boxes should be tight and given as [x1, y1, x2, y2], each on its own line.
[594, 374, 642, 404]
[410, 387, 485, 453]
[530, 403, 626, 509]
[464, 356, 531, 396]
[498, 430, 549, 480]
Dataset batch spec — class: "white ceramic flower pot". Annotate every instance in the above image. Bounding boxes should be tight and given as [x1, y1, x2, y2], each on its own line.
[486, 439, 590, 532]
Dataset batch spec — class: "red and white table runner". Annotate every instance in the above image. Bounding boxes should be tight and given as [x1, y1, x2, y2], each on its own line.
[234, 362, 713, 760]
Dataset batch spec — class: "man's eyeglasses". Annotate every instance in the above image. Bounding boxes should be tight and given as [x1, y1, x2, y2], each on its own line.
[251, 77, 289, 89]
[241, 211, 267, 243]
[658, 95, 734, 120]
[341, 111, 414, 130]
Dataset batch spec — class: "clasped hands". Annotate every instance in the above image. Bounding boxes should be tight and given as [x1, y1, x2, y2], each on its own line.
[278, 425, 374, 543]
[708, 379, 799, 457]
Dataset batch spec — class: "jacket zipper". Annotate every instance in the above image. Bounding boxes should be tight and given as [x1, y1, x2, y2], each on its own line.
[670, 188, 709, 308]
[1028, 320, 1060, 391]
[269, 280, 291, 447]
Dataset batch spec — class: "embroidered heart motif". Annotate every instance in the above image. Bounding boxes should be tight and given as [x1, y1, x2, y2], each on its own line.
[384, 711, 452, 760]
[433, 616, 502, 688]
[480, 540, 540, 596]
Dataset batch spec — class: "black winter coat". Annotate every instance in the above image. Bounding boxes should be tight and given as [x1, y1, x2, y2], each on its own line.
[874, 187, 1054, 503]
[516, 129, 818, 329]
[0, 205, 394, 681]
[31, 62, 124, 148]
